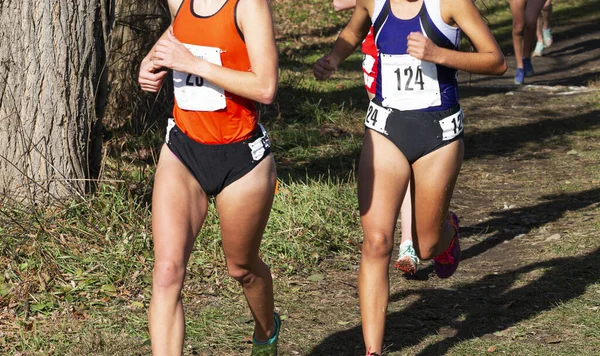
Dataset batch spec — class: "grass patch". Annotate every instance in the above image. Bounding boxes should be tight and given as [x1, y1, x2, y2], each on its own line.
[2, 0, 600, 354]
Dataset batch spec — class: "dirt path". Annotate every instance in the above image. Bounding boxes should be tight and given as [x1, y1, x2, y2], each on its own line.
[274, 12, 600, 356]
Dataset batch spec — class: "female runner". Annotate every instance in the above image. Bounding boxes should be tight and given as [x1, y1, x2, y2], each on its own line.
[314, 0, 506, 354]
[333, 0, 420, 275]
[138, 0, 280, 354]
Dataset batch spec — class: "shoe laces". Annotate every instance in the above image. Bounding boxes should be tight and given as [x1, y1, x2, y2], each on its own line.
[399, 241, 420, 264]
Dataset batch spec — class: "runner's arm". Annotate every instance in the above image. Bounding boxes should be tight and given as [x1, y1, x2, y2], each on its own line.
[406, 0, 506, 75]
[138, 1, 183, 92]
[313, 0, 370, 80]
[332, 0, 356, 11]
[152, 0, 278, 104]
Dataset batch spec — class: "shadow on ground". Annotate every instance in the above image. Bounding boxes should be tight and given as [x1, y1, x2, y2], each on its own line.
[307, 244, 600, 355]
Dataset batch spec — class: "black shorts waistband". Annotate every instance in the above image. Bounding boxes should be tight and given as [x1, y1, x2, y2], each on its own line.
[176, 126, 264, 152]
[372, 100, 461, 121]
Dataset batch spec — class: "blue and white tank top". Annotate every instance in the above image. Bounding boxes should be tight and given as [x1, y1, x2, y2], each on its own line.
[372, 0, 461, 112]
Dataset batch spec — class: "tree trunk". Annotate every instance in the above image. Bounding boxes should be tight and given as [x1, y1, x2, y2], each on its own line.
[0, 0, 112, 202]
[104, 0, 170, 132]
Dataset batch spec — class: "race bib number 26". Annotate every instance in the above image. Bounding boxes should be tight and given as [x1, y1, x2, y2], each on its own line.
[173, 44, 226, 112]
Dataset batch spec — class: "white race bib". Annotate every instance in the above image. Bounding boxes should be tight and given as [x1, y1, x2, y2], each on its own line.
[173, 44, 226, 111]
[380, 54, 441, 111]
[439, 108, 464, 141]
[364, 101, 392, 135]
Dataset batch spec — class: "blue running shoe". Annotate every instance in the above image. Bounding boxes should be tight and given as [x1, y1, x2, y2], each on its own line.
[514, 67, 525, 85]
[251, 313, 280, 356]
[523, 58, 534, 77]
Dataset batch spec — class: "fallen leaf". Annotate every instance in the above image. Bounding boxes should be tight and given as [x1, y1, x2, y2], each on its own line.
[544, 335, 561, 344]
[487, 345, 497, 352]
[101, 284, 117, 294]
[307, 274, 325, 282]
[566, 149, 578, 155]
[73, 310, 86, 320]
[545, 234, 561, 242]
[0, 283, 10, 297]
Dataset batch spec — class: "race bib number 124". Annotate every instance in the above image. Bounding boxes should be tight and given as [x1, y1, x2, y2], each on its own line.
[380, 54, 441, 111]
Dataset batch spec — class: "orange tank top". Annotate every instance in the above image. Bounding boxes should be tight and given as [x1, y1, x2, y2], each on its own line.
[172, 0, 257, 144]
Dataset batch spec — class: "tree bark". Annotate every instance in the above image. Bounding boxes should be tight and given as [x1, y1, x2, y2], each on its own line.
[0, 0, 112, 202]
[104, 0, 170, 132]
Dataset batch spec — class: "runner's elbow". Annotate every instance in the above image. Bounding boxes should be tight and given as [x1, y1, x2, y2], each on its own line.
[488, 53, 507, 76]
[256, 83, 277, 104]
[494, 56, 508, 76]
[332, 0, 351, 11]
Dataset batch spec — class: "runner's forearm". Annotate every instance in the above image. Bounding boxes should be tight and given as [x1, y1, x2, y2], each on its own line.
[189, 59, 278, 104]
[435, 48, 507, 76]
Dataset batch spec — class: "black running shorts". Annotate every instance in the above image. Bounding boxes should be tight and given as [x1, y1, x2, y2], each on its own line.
[165, 119, 272, 196]
[364, 101, 464, 164]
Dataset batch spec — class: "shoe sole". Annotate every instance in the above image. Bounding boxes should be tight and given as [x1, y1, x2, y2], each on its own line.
[434, 212, 461, 279]
[435, 237, 460, 279]
[394, 257, 417, 275]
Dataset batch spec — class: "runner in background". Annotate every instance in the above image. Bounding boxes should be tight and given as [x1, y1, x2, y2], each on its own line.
[333, 0, 420, 275]
[533, 0, 553, 57]
[138, 0, 280, 354]
[509, 0, 546, 84]
[315, 0, 506, 354]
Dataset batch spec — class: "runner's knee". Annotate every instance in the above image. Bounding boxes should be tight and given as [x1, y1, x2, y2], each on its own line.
[512, 23, 525, 37]
[153, 260, 186, 291]
[226, 259, 262, 284]
[362, 232, 394, 258]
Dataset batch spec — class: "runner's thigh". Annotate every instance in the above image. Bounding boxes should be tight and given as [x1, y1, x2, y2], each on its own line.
[411, 140, 463, 242]
[358, 130, 411, 239]
[525, 0, 546, 23]
[216, 154, 276, 263]
[152, 144, 208, 266]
